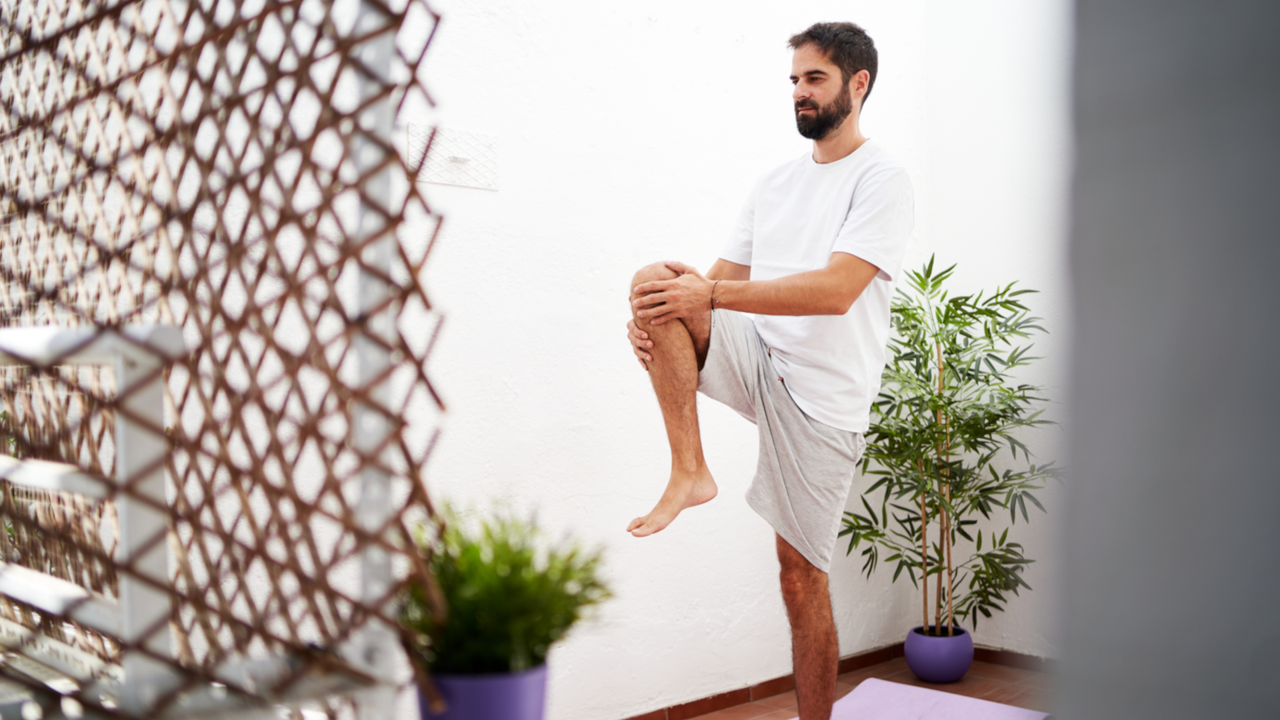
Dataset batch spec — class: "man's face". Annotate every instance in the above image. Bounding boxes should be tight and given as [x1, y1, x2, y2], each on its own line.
[790, 43, 854, 141]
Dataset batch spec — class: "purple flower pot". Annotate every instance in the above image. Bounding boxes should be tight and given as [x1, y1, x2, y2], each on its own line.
[904, 625, 974, 683]
[418, 665, 547, 720]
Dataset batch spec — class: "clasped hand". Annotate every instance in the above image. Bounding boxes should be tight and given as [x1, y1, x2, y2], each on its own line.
[632, 261, 711, 324]
[626, 261, 709, 371]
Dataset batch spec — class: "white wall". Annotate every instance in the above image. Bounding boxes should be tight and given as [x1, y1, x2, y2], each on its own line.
[406, 1, 1072, 718]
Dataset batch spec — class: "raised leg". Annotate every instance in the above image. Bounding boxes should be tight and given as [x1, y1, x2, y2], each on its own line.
[777, 534, 838, 720]
[627, 262, 717, 537]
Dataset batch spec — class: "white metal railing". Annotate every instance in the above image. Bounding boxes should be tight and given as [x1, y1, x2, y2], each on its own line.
[0, 326, 382, 718]
[0, 325, 181, 716]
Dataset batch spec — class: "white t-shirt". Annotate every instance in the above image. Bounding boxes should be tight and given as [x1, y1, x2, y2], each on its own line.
[721, 139, 914, 433]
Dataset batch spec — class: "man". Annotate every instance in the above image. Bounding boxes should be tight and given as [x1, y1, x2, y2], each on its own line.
[624, 22, 914, 720]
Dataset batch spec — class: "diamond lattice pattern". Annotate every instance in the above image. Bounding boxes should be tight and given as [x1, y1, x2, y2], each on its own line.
[0, 0, 445, 716]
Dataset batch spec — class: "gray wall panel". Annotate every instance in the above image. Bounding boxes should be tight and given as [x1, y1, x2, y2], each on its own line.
[1062, 1, 1280, 718]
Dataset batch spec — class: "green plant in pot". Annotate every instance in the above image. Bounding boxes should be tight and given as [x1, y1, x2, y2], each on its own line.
[841, 257, 1058, 683]
[401, 509, 611, 720]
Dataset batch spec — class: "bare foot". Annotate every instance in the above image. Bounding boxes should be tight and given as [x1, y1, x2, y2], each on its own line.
[627, 467, 718, 537]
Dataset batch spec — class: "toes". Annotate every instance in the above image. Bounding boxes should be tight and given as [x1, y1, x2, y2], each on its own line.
[629, 517, 655, 537]
[634, 519, 663, 537]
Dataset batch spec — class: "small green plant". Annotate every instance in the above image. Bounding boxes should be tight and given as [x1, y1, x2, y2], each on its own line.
[401, 510, 611, 674]
[1, 409, 14, 543]
[0, 408, 14, 456]
[841, 257, 1058, 634]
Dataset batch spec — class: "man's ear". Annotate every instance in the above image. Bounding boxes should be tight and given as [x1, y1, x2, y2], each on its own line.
[850, 69, 871, 101]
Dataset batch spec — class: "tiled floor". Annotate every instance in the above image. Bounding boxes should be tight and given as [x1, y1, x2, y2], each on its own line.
[685, 658, 1052, 720]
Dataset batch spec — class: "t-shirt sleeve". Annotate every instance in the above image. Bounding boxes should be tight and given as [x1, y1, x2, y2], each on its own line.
[720, 180, 759, 266]
[831, 167, 914, 282]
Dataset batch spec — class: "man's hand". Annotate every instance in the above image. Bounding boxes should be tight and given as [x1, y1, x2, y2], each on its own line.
[631, 261, 713, 326]
[627, 319, 652, 370]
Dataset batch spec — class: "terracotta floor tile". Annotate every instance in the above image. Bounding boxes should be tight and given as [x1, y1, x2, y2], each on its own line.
[753, 690, 797, 710]
[977, 683, 1052, 713]
[878, 668, 918, 682]
[685, 702, 777, 720]
[932, 674, 1011, 699]
[870, 669, 934, 688]
[878, 671, 1012, 701]
[750, 711, 798, 720]
[966, 661, 1042, 685]
[670, 689, 752, 720]
[868, 657, 910, 675]
[749, 676, 795, 700]
[638, 657, 1055, 720]
[837, 660, 908, 687]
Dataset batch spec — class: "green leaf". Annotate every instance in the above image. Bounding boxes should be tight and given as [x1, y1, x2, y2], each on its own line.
[1026, 493, 1047, 514]
[849, 257, 1054, 630]
[861, 496, 880, 526]
[402, 509, 612, 674]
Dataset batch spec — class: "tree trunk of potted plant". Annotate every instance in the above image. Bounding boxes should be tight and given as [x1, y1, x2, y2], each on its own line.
[918, 459, 928, 633]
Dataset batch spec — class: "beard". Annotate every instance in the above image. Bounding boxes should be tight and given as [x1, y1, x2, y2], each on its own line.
[795, 82, 854, 140]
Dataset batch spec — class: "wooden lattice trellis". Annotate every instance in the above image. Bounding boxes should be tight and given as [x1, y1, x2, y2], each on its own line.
[0, 0, 445, 717]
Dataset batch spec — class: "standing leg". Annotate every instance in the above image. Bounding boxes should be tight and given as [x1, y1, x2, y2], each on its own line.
[777, 534, 838, 720]
[627, 262, 718, 537]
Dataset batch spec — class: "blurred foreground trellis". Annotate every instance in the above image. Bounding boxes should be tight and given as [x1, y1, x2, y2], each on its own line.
[0, 0, 446, 717]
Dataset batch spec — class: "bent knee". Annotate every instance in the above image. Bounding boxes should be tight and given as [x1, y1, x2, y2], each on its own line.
[631, 262, 678, 296]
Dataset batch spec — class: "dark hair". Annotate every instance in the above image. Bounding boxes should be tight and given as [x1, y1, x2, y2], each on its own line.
[788, 22, 878, 107]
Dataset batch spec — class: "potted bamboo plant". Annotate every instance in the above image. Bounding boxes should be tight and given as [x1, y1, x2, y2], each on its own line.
[841, 257, 1058, 683]
[401, 510, 611, 720]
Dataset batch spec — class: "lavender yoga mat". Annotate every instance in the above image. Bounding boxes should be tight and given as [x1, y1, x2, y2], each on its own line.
[790, 677, 1050, 720]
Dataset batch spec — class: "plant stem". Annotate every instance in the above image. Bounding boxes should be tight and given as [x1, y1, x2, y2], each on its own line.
[936, 341, 955, 636]
[918, 459, 928, 633]
[935, 511, 944, 632]
[945, 484, 954, 635]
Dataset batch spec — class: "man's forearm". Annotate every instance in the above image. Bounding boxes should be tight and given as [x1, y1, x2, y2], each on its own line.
[712, 271, 845, 316]
[632, 255, 877, 326]
[711, 254, 879, 317]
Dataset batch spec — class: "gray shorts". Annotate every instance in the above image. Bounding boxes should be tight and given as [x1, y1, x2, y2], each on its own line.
[697, 309, 864, 573]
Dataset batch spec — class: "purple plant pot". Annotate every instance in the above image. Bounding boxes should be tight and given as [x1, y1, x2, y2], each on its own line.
[418, 665, 547, 720]
[904, 625, 974, 683]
